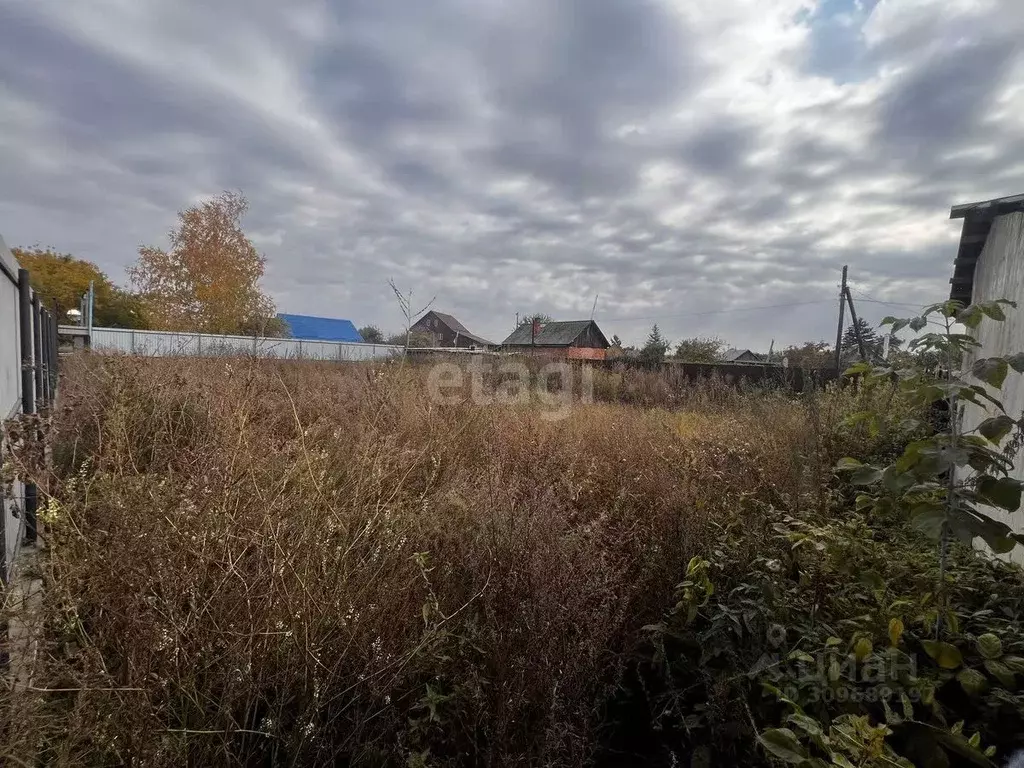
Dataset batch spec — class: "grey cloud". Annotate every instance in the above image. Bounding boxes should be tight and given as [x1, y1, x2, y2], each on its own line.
[730, 194, 791, 225]
[680, 122, 759, 176]
[474, 0, 696, 201]
[0, 9, 194, 147]
[1, 0, 1023, 351]
[0, 5, 313, 181]
[875, 39, 1019, 157]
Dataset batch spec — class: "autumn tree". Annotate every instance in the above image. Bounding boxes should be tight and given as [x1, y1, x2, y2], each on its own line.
[101, 287, 150, 329]
[13, 246, 148, 328]
[129, 191, 279, 335]
[674, 336, 724, 362]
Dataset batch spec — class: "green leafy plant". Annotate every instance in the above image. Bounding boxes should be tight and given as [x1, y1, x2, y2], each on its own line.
[632, 501, 1021, 767]
[838, 299, 1024, 584]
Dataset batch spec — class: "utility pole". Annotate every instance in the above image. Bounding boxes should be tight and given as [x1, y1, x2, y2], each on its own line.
[87, 279, 94, 334]
[845, 287, 868, 362]
[834, 265, 847, 370]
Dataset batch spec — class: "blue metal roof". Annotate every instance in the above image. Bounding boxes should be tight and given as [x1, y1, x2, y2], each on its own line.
[278, 314, 364, 343]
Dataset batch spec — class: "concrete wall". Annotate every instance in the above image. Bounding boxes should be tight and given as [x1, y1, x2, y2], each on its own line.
[961, 212, 1024, 565]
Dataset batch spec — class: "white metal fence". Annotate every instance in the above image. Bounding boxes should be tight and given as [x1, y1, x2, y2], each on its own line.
[87, 327, 402, 361]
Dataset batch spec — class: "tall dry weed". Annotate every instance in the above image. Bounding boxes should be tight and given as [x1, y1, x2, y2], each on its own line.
[1, 355, 889, 766]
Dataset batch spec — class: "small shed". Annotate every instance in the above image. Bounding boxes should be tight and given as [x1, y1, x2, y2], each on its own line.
[500, 320, 610, 360]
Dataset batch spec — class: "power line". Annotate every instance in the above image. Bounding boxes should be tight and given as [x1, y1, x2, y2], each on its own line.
[849, 288, 948, 329]
[849, 287, 927, 310]
[598, 299, 833, 324]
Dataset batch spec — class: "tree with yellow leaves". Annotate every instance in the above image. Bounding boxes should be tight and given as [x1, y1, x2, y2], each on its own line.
[13, 246, 148, 328]
[129, 191, 282, 336]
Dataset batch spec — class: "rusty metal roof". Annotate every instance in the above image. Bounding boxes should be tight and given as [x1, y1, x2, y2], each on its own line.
[418, 311, 495, 346]
[501, 319, 607, 347]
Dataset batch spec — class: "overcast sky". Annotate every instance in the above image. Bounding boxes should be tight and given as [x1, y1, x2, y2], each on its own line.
[2, 0, 1023, 349]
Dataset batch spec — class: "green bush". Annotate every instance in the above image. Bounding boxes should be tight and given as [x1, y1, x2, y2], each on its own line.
[618, 504, 1024, 767]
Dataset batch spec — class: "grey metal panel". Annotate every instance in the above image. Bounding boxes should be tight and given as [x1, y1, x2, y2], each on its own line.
[253, 337, 291, 358]
[0, 235, 19, 284]
[0, 267, 20, 419]
[292, 340, 333, 360]
[0, 235, 24, 580]
[959, 212, 1024, 565]
[196, 333, 252, 357]
[337, 342, 398, 361]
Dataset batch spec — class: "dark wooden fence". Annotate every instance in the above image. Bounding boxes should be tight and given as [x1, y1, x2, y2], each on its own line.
[602, 359, 841, 392]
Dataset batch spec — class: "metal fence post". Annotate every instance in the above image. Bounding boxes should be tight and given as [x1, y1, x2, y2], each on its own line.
[32, 295, 43, 406]
[40, 309, 50, 406]
[51, 299, 59, 379]
[18, 271, 34, 415]
[46, 310, 52, 402]
[39, 309, 48, 407]
[49, 310, 57, 394]
[17, 270, 37, 545]
[87, 280, 94, 335]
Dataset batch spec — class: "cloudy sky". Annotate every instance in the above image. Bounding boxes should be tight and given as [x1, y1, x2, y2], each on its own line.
[2, 0, 1023, 349]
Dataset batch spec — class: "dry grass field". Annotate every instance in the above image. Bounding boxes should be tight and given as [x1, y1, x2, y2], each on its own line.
[1, 355, 888, 766]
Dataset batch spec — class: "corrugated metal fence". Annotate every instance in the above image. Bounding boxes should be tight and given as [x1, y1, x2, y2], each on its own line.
[88, 327, 402, 362]
[1, 235, 58, 583]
